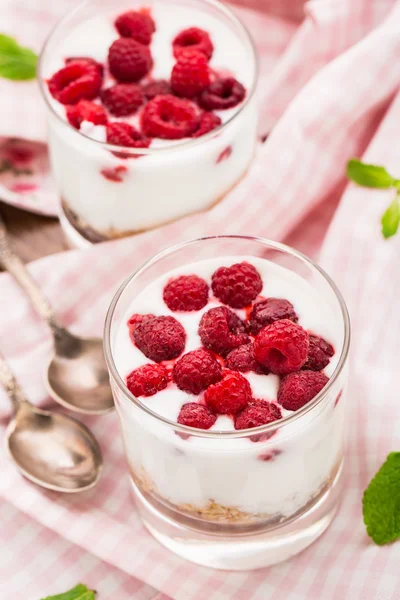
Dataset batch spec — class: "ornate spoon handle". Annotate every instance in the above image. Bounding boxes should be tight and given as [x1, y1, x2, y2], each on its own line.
[0, 211, 60, 331]
[0, 349, 29, 413]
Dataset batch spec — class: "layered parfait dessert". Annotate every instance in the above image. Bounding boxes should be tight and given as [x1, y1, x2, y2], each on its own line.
[107, 236, 349, 570]
[39, 0, 257, 245]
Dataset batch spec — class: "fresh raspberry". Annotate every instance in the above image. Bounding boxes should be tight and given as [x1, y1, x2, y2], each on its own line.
[108, 38, 153, 82]
[126, 363, 169, 397]
[106, 122, 150, 148]
[115, 10, 155, 45]
[277, 370, 329, 411]
[141, 95, 199, 139]
[303, 334, 334, 371]
[235, 399, 281, 430]
[66, 100, 107, 129]
[172, 27, 213, 60]
[205, 370, 252, 415]
[225, 343, 268, 375]
[143, 79, 171, 100]
[133, 315, 186, 362]
[173, 348, 222, 394]
[199, 77, 246, 110]
[171, 50, 210, 98]
[47, 61, 102, 105]
[211, 262, 262, 309]
[254, 319, 309, 375]
[128, 313, 155, 343]
[199, 306, 249, 356]
[65, 56, 104, 77]
[248, 298, 298, 335]
[163, 275, 209, 312]
[177, 402, 217, 429]
[192, 112, 221, 138]
[101, 83, 144, 116]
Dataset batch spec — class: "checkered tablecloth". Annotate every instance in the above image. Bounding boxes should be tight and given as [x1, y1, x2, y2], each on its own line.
[1, 1, 400, 598]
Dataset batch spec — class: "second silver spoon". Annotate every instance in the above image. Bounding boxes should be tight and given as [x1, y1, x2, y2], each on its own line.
[0, 349, 102, 492]
[0, 213, 113, 414]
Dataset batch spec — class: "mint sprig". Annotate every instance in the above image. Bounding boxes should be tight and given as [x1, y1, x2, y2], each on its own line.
[363, 452, 400, 545]
[0, 34, 38, 80]
[41, 583, 96, 600]
[346, 159, 400, 238]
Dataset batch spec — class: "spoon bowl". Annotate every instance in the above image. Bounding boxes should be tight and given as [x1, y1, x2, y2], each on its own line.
[0, 212, 114, 415]
[6, 400, 102, 492]
[46, 330, 114, 415]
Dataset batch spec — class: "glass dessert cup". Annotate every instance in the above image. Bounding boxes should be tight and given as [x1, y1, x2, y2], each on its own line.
[104, 236, 350, 570]
[38, 0, 258, 248]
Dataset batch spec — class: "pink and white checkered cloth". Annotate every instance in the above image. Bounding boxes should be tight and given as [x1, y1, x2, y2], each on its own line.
[1, 1, 400, 598]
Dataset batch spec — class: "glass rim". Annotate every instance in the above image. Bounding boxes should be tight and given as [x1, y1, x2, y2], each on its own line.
[37, 0, 259, 157]
[103, 235, 351, 438]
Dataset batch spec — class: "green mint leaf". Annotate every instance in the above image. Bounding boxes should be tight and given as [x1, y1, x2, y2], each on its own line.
[381, 196, 400, 238]
[346, 159, 396, 189]
[41, 583, 96, 600]
[0, 34, 38, 80]
[363, 452, 400, 545]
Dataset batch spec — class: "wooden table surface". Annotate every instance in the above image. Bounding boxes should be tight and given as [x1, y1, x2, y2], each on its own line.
[0, 200, 67, 263]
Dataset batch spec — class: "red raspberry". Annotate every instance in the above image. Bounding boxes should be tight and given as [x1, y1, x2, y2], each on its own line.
[171, 50, 210, 98]
[172, 27, 213, 60]
[254, 319, 309, 375]
[211, 262, 262, 309]
[106, 122, 150, 149]
[108, 38, 153, 82]
[199, 306, 249, 357]
[177, 402, 217, 429]
[225, 343, 268, 375]
[235, 399, 282, 430]
[101, 83, 144, 116]
[163, 275, 209, 312]
[133, 315, 186, 362]
[66, 100, 107, 129]
[115, 10, 155, 45]
[192, 112, 221, 138]
[277, 370, 329, 411]
[173, 348, 222, 395]
[199, 77, 246, 110]
[303, 334, 334, 371]
[205, 370, 252, 415]
[141, 95, 199, 139]
[143, 79, 171, 100]
[65, 56, 104, 77]
[128, 313, 155, 343]
[248, 298, 298, 335]
[47, 60, 102, 105]
[126, 363, 169, 397]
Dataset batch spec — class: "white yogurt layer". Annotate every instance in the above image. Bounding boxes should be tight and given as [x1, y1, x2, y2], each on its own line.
[112, 256, 347, 519]
[42, 1, 258, 238]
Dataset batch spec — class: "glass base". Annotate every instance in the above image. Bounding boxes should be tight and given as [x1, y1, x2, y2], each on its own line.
[131, 463, 343, 570]
[59, 205, 93, 250]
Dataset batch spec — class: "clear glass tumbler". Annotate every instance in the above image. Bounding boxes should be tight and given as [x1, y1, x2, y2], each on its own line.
[38, 0, 258, 248]
[104, 236, 350, 570]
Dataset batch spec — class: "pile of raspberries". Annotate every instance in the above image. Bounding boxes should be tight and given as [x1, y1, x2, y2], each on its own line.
[126, 261, 334, 435]
[47, 9, 246, 144]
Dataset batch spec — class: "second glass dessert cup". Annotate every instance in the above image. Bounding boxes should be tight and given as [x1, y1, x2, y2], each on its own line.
[104, 236, 350, 570]
[38, 0, 258, 248]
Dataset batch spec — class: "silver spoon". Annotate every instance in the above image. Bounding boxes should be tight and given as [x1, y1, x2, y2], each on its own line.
[0, 212, 113, 414]
[0, 350, 102, 492]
